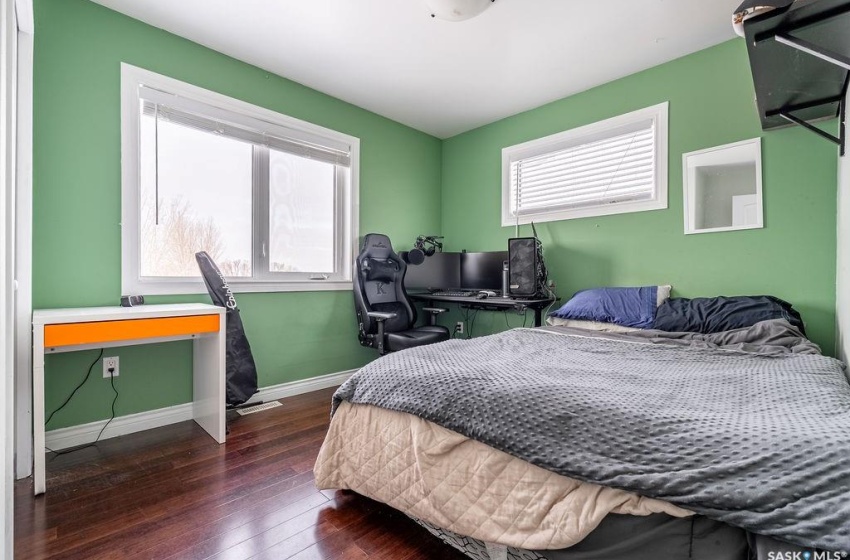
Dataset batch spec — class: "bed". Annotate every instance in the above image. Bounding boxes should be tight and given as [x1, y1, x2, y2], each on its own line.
[314, 292, 850, 560]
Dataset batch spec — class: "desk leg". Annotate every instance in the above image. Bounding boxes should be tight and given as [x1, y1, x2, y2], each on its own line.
[32, 327, 45, 496]
[192, 322, 226, 444]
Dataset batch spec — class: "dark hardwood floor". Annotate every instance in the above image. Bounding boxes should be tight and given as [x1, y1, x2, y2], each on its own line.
[14, 387, 468, 560]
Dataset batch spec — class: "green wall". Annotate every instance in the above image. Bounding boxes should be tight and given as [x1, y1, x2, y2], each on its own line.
[440, 40, 839, 354]
[34, 3, 840, 433]
[34, 0, 443, 429]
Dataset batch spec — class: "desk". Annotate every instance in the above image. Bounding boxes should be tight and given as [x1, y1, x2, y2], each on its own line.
[409, 294, 555, 327]
[32, 303, 226, 496]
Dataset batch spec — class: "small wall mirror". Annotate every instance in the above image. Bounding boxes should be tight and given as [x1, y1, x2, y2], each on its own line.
[683, 138, 763, 235]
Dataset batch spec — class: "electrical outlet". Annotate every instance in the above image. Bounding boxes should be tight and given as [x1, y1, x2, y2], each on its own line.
[455, 321, 465, 334]
[103, 356, 119, 378]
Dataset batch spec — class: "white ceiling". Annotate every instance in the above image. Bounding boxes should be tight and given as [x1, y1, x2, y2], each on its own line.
[90, 0, 737, 138]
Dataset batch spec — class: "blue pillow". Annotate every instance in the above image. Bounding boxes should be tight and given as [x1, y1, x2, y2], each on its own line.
[549, 286, 658, 329]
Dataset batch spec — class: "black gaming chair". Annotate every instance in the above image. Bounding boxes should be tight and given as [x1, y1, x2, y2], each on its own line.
[354, 234, 450, 355]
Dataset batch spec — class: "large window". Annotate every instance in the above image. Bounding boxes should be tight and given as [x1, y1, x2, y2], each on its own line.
[121, 64, 359, 294]
[502, 103, 668, 226]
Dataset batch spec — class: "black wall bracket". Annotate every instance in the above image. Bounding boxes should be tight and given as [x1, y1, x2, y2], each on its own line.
[771, 92, 846, 156]
[743, 0, 850, 156]
[771, 31, 848, 155]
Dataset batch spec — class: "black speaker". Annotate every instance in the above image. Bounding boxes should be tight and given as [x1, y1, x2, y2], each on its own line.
[508, 237, 538, 297]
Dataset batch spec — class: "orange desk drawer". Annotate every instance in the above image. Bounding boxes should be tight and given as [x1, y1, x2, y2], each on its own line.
[44, 315, 220, 348]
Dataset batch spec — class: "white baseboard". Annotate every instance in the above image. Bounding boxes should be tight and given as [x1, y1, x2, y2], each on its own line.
[45, 402, 194, 451]
[45, 368, 357, 451]
[249, 368, 356, 404]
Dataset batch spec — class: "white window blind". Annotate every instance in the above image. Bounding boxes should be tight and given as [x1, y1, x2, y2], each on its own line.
[139, 85, 352, 167]
[511, 124, 655, 214]
[502, 103, 668, 226]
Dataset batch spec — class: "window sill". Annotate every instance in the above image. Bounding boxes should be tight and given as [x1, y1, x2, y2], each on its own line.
[502, 198, 667, 227]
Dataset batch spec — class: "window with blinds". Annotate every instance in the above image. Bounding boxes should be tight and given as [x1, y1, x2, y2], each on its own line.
[502, 103, 668, 226]
[121, 64, 360, 295]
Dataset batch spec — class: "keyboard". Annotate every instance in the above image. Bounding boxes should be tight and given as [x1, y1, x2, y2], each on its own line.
[430, 290, 476, 297]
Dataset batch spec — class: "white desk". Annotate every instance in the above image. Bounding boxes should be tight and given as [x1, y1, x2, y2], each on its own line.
[32, 303, 226, 495]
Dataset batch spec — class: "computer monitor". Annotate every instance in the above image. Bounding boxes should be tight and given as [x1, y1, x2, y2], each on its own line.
[404, 252, 462, 291]
[460, 251, 508, 291]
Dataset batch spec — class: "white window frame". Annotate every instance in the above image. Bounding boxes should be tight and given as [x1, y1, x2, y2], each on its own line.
[501, 102, 668, 226]
[120, 63, 359, 295]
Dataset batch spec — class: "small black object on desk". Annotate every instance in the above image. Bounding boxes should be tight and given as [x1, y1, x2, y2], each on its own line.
[409, 292, 556, 328]
[120, 295, 145, 307]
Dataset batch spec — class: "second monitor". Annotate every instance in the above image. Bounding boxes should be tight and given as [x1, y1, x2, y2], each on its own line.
[460, 251, 508, 291]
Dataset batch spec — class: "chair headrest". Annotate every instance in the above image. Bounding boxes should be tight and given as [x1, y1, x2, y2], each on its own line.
[363, 258, 399, 282]
[360, 234, 394, 260]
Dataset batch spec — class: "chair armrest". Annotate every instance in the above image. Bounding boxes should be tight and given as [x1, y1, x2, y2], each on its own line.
[367, 311, 397, 321]
[422, 307, 447, 314]
[422, 307, 447, 326]
[366, 311, 395, 356]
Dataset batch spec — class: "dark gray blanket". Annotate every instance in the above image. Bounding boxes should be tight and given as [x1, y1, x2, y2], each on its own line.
[333, 320, 850, 552]
[539, 319, 823, 356]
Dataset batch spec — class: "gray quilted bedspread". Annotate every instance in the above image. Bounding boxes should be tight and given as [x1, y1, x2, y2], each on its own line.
[333, 321, 850, 551]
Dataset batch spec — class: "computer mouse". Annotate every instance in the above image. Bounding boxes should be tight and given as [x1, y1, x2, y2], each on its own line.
[477, 290, 497, 299]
